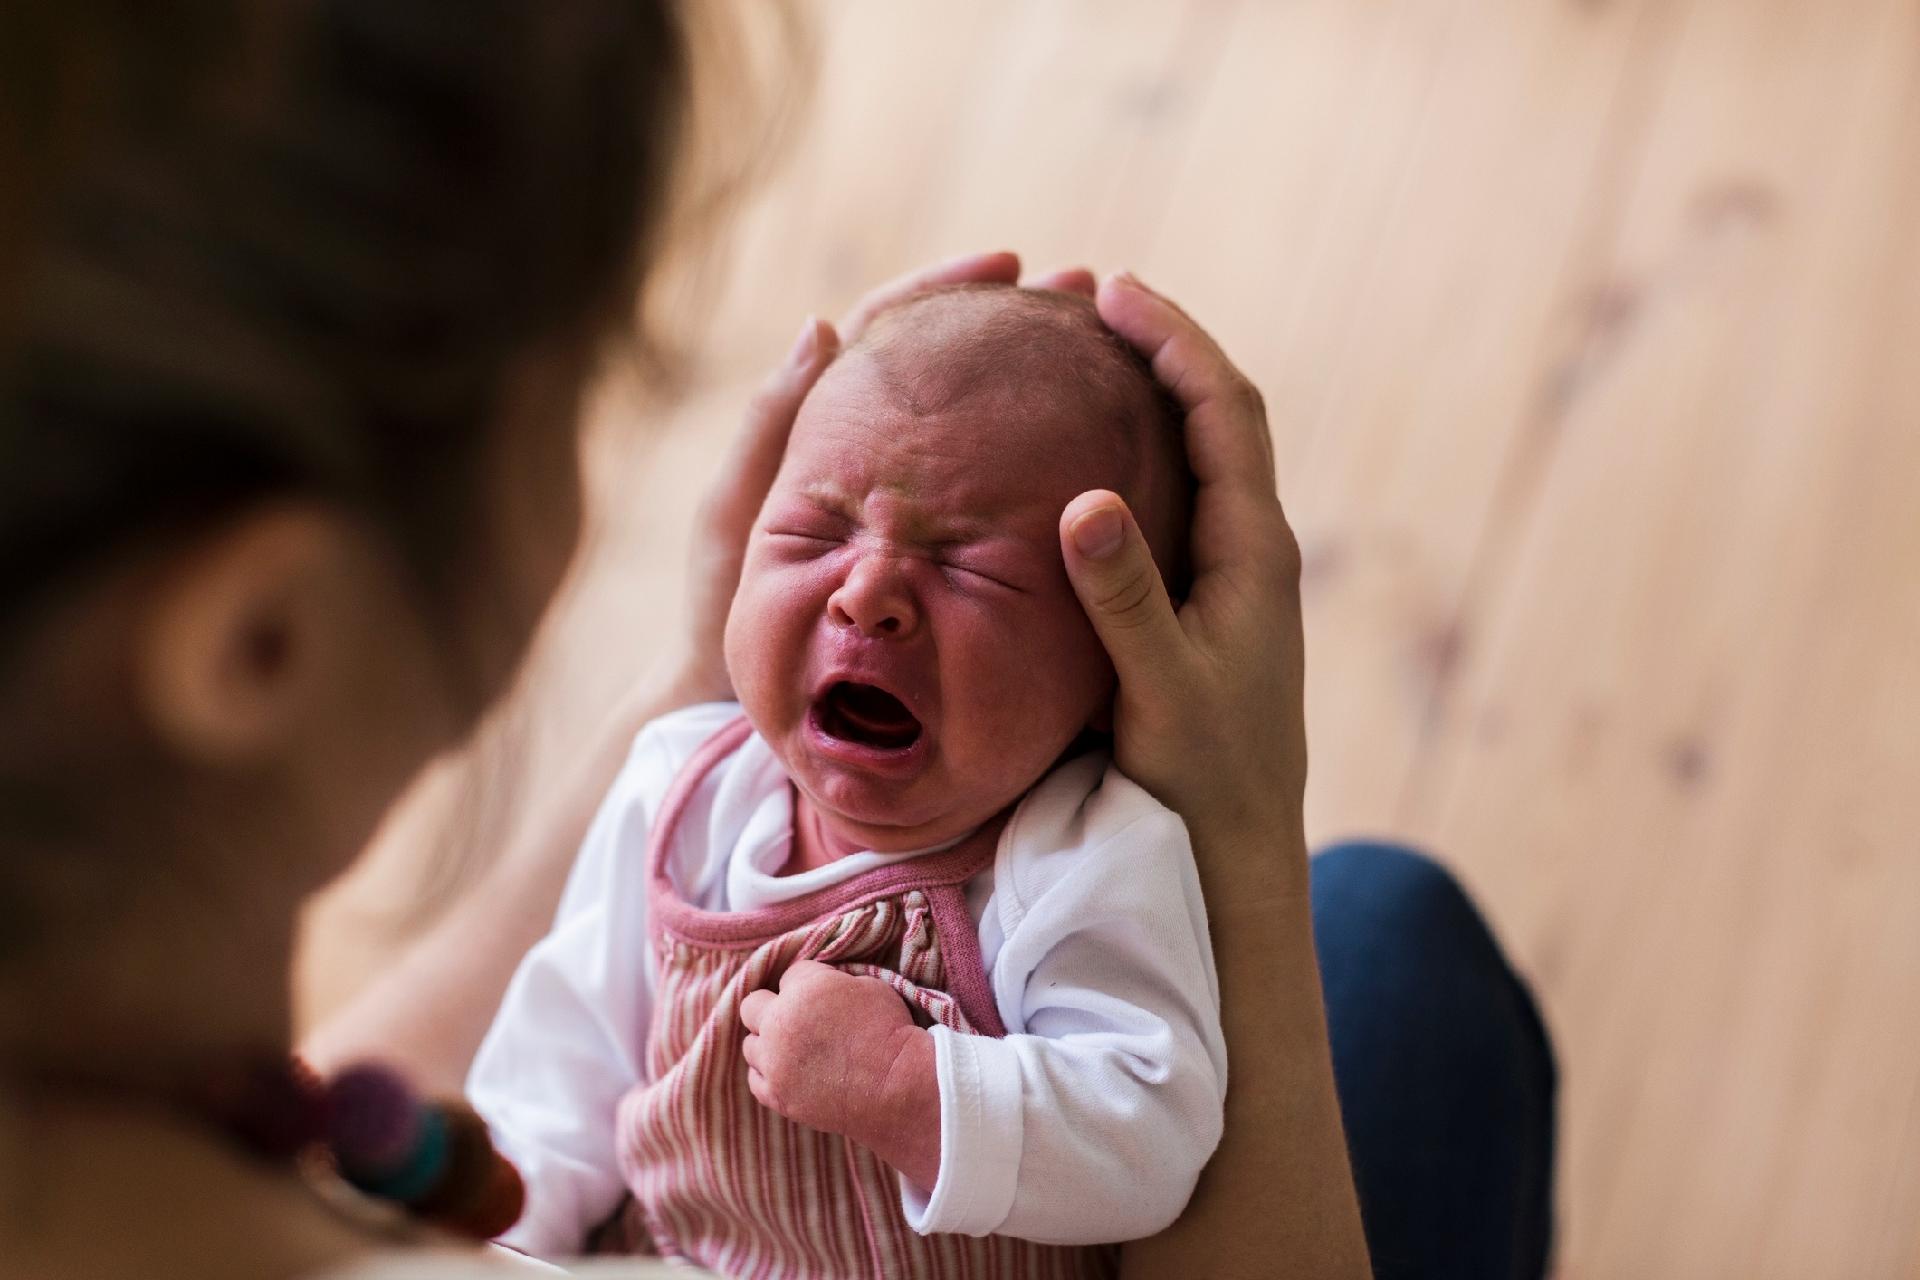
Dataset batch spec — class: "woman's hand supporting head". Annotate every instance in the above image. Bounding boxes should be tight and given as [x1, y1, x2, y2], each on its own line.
[1058, 272, 1308, 885]
[1069, 275, 1369, 1280]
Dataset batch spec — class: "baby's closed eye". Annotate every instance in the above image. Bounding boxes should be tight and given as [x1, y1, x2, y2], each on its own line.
[764, 524, 846, 559]
[762, 496, 851, 546]
[938, 557, 1027, 594]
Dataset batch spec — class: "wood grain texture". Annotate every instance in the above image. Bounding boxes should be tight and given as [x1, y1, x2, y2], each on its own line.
[299, 3, 1920, 1275]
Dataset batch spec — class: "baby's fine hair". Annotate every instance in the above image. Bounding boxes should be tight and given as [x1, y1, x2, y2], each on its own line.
[849, 283, 1194, 596]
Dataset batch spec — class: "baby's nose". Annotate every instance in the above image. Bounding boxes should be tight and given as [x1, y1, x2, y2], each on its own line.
[827, 558, 920, 638]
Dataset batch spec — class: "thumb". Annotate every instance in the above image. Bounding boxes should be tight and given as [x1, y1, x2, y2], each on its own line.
[1059, 491, 1184, 680]
[711, 315, 839, 531]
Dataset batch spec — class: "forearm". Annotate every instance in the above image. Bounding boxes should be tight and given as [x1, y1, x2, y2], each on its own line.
[1120, 817, 1371, 1280]
[302, 657, 711, 1092]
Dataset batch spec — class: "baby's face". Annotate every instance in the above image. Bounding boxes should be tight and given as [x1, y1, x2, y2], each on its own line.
[725, 354, 1131, 853]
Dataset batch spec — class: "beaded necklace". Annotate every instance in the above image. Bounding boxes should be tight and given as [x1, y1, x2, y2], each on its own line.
[187, 1054, 524, 1242]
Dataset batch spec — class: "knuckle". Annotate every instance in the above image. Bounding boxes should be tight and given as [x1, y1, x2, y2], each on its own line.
[1235, 376, 1267, 422]
[1093, 570, 1158, 625]
[1269, 519, 1304, 586]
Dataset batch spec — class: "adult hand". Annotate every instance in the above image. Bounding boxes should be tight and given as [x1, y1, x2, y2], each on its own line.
[1058, 272, 1307, 883]
[1081, 276, 1370, 1280]
[663, 251, 1095, 705]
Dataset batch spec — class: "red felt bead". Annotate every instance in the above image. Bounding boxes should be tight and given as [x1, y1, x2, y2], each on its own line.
[445, 1153, 526, 1241]
[415, 1104, 494, 1219]
[169, 1053, 518, 1241]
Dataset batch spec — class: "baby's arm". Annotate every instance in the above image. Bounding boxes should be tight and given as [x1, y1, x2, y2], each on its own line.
[466, 719, 698, 1257]
[913, 798, 1227, 1244]
[737, 780, 1226, 1246]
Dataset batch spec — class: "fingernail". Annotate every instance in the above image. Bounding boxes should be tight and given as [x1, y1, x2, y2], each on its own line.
[1070, 507, 1125, 559]
[787, 315, 820, 367]
[1113, 269, 1143, 289]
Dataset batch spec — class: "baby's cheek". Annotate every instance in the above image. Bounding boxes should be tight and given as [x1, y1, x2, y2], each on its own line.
[953, 604, 1109, 749]
[1022, 592, 1113, 691]
[727, 569, 812, 720]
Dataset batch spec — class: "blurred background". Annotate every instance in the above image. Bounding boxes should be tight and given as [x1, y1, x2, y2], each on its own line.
[300, 3, 1920, 1277]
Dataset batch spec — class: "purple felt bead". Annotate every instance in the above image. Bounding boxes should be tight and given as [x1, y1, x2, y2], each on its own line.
[326, 1062, 420, 1175]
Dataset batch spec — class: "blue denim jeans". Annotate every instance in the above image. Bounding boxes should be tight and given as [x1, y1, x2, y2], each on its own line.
[1312, 842, 1557, 1280]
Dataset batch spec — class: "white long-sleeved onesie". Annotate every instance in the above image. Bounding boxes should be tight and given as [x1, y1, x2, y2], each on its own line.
[468, 702, 1226, 1260]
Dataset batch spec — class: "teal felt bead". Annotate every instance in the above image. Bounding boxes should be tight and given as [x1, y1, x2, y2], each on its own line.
[351, 1103, 450, 1204]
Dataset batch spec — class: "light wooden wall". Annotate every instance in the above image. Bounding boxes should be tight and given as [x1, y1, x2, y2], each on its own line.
[303, 3, 1920, 1276]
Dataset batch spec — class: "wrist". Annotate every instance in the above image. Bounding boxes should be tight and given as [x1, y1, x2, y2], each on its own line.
[860, 1025, 941, 1189]
[1186, 802, 1311, 908]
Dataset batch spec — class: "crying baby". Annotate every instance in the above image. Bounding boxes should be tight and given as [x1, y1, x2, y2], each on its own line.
[469, 283, 1226, 1279]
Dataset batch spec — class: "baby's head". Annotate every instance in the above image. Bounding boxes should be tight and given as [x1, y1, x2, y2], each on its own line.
[725, 284, 1191, 853]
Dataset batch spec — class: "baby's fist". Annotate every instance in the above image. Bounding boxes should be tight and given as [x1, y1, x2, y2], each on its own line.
[738, 960, 915, 1126]
[738, 960, 941, 1187]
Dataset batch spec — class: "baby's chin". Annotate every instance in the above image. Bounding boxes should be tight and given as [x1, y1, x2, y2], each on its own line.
[782, 755, 988, 854]
[795, 773, 973, 852]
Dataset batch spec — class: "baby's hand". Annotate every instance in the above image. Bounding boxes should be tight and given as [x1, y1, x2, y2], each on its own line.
[738, 960, 941, 1189]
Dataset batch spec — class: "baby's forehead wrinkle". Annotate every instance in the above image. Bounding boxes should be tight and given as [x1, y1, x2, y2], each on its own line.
[788, 409, 1126, 548]
[856, 334, 1149, 483]
[792, 475, 1011, 546]
[834, 282, 1192, 586]
[857, 343, 1005, 421]
[795, 305, 1177, 556]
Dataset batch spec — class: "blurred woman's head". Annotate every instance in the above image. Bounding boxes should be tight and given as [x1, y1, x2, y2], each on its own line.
[0, 0, 693, 1050]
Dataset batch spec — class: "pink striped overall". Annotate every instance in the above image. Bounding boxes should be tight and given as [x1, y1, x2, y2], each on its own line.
[603, 716, 1115, 1279]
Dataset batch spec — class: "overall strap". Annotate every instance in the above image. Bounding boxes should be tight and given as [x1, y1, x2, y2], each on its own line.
[642, 713, 1010, 1035]
[644, 715, 756, 941]
[925, 873, 1008, 1038]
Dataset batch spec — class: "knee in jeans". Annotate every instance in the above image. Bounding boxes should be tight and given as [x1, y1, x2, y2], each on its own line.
[1312, 840, 1482, 938]
[1315, 840, 1556, 1088]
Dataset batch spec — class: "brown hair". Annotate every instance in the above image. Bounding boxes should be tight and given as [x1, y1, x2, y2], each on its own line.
[0, 0, 690, 644]
[0, 0, 728, 961]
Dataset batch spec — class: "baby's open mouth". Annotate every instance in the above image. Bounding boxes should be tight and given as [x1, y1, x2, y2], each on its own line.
[815, 681, 923, 751]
